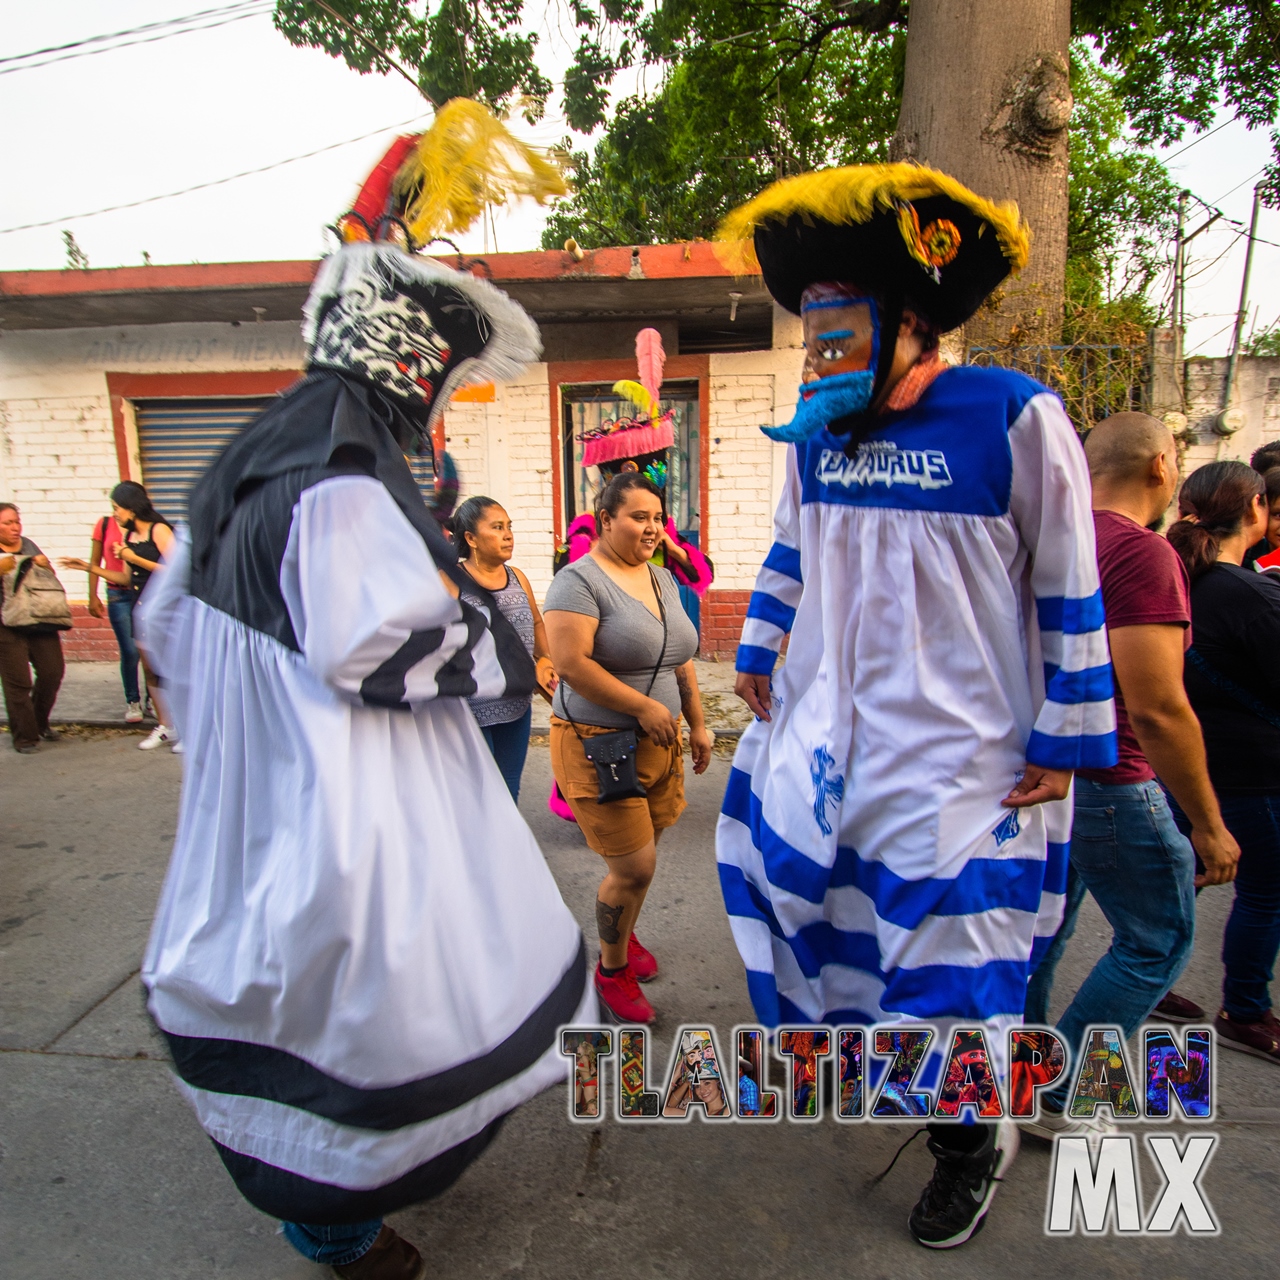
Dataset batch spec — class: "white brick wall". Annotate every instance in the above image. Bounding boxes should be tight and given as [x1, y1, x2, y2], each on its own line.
[0, 395, 118, 566]
[440, 366, 556, 602]
[0, 320, 307, 593]
[707, 349, 803, 590]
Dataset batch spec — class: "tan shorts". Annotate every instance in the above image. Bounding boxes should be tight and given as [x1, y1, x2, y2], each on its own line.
[550, 716, 687, 856]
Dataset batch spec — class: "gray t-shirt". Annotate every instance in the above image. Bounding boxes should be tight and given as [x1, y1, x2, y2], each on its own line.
[545, 555, 699, 728]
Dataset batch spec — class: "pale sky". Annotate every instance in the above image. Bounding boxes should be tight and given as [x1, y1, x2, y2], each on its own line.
[1, 1, 1275, 357]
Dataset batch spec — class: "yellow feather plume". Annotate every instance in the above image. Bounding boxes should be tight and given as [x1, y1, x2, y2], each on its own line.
[612, 379, 659, 420]
[716, 163, 1031, 275]
[394, 98, 568, 243]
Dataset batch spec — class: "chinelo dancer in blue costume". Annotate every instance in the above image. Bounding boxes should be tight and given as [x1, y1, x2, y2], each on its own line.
[716, 166, 1118, 1248]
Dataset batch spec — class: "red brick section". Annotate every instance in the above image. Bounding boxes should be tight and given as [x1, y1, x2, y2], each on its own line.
[701, 589, 750, 660]
[59, 604, 119, 662]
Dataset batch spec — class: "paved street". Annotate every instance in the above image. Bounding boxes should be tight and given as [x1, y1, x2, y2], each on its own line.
[2, 731, 1278, 1278]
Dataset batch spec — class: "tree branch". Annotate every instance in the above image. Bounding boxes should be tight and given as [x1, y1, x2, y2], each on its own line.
[311, 0, 429, 98]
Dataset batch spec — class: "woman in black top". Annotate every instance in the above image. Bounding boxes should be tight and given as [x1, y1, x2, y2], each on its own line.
[1167, 462, 1280, 1064]
[61, 481, 177, 751]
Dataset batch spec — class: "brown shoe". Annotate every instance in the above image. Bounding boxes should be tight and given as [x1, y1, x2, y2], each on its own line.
[1214, 1009, 1280, 1065]
[331, 1227, 425, 1280]
[1153, 991, 1207, 1023]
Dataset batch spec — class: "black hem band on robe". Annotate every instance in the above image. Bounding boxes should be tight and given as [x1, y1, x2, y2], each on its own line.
[213, 1119, 502, 1225]
[162, 936, 586, 1129]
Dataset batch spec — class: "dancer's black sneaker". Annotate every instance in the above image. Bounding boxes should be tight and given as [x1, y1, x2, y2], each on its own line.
[908, 1119, 1019, 1248]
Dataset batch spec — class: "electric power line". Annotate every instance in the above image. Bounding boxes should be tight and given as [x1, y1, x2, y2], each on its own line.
[1209, 167, 1269, 207]
[1161, 118, 1234, 163]
[0, 115, 432, 236]
[0, 1, 266, 63]
[0, 2, 272, 76]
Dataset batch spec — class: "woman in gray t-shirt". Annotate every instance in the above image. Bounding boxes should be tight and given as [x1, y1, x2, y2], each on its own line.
[544, 473, 712, 1025]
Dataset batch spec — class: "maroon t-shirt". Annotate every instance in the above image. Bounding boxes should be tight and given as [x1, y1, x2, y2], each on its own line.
[1077, 510, 1191, 786]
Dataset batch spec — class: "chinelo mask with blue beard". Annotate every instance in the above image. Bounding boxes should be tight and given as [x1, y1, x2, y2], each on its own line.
[762, 282, 881, 443]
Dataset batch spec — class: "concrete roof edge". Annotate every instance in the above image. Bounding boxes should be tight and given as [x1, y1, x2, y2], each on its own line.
[0, 242, 755, 300]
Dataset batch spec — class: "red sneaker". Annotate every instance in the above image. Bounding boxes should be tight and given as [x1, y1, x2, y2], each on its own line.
[1215, 1009, 1280, 1064]
[627, 933, 659, 982]
[595, 962, 655, 1023]
[1153, 991, 1206, 1023]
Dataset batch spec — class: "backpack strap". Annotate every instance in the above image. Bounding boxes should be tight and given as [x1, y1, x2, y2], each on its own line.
[1186, 646, 1280, 731]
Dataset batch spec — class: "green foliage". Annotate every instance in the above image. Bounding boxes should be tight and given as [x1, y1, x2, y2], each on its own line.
[1065, 46, 1180, 332]
[273, 1, 551, 118]
[61, 230, 89, 271]
[543, 3, 904, 247]
[1245, 322, 1280, 358]
[274, 0, 1280, 301]
[545, 0, 1280, 242]
[1073, 0, 1280, 203]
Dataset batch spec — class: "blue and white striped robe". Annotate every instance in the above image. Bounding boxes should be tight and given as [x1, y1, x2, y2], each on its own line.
[718, 365, 1117, 1065]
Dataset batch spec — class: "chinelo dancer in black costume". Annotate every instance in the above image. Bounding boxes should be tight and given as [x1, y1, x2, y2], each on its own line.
[135, 103, 593, 1279]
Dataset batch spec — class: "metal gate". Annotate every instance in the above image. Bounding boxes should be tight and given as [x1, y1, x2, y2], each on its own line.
[135, 398, 273, 523]
[134, 397, 436, 523]
[559, 379, 702, 636]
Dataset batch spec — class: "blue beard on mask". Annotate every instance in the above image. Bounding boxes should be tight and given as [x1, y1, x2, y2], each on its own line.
[761, 369, 876, 443]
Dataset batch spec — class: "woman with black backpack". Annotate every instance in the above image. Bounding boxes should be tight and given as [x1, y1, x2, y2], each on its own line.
[1167, 461, 1280, 1064]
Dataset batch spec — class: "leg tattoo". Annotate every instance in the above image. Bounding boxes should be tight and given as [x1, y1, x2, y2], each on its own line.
[596, 899, 624, 944]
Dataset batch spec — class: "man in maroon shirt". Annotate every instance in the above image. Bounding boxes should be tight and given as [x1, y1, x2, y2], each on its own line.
[1024, 412, 1238, 1137]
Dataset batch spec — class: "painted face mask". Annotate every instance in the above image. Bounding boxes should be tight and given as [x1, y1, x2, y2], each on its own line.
[762, 283, 881, 443]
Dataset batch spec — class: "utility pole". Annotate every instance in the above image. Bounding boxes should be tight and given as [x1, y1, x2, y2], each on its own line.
[1216, 184, 1263, 436]
[1172, 190, 1188, 338]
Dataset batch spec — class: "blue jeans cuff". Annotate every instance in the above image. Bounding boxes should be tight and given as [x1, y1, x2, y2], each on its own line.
[281, 1220, 383, 1266]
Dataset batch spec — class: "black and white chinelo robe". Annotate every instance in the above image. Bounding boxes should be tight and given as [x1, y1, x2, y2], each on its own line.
[136, 249, 592, 1223]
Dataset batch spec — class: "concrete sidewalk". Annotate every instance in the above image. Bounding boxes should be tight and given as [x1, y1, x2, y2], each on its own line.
[3, 734, 1279, 1278]
[5, 658, 757, 735]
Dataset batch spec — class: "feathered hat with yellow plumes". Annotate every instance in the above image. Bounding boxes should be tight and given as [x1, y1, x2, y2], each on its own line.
[334, 98, 566, 251]
[717, 163, 1030, 333]
[303, 100, 565, 430]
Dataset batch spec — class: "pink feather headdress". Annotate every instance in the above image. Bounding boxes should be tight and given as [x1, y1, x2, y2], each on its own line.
[580, 328, 676, 468]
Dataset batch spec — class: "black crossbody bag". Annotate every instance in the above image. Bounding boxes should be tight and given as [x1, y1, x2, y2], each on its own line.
[563, 567, 668, 804]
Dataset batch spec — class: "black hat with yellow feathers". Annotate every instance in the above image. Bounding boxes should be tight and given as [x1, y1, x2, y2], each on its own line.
[718, 163, 1031, 333]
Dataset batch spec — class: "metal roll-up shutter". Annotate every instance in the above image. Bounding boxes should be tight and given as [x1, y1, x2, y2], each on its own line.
[135, 396, 441, 524]
[135, 398, 273, 523]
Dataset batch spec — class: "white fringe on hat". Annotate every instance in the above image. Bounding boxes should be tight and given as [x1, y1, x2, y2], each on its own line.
[302, 242, 541, 412]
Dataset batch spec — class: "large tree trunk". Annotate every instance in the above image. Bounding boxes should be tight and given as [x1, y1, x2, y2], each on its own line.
[891, 0, 1072, 346]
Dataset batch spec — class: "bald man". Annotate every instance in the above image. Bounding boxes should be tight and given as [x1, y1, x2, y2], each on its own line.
[1023, 412, 1238, 1138]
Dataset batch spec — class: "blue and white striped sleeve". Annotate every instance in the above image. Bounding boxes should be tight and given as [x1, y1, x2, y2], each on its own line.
[736, 446, 803, 676]
[1008, 393, 1118, 770]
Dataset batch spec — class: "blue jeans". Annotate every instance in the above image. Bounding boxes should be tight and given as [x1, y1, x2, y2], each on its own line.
[1168, 792, 1280, 1021]
[106, 588, 140, 704]
[1035, 778, 1196, 1108]
[1024, 861, 1087, 1026]
[479, 705, 532, 802]
[281, 1219, 382, 1266]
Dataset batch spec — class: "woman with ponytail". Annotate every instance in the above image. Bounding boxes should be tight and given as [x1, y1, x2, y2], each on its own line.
[1167, 461, 1280, 1064]
[60, 481, 177, 751]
